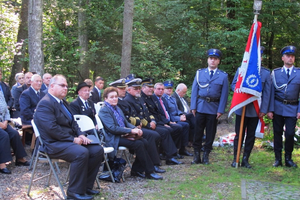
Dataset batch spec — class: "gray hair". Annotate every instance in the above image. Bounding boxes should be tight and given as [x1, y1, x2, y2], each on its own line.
[176, 83, 187, 92]
[154, 82, 164, 89]
[49, 74, 66, 86]
[31, 74, 41, 81]
[15, 72, 24, 81]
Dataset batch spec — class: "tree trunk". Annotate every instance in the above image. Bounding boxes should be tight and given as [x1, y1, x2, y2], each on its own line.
[9, 0, 29, 86]
[28, 0, 44, 75]
[120, 0, 134, 78]
[78, 0, 89, 81]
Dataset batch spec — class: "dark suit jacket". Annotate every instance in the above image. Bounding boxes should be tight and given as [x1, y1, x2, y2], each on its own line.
[40, 83, 47, 91]
[0, 81, 13, 108]
[152, 94, 175, 123]
[13, 84, 28, 112]
[20, 87, 45, 125]
[172, 92, 185, 113]
[69, 97, 96, 125]
[89, 87, 102, 103]
[99, 104, 135, 159]
[34, 93, 85, 155]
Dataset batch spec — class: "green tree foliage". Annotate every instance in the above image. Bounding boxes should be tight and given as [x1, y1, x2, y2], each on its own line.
[2, 0, 300, 94]
[0, 2, 20, 81]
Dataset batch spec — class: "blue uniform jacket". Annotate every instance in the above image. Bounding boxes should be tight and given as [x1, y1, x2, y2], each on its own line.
[269, 66, 300, 117]
[231, 67, 271, 117]
[191, 68, 229, 114]
[163, 94, 183, 122]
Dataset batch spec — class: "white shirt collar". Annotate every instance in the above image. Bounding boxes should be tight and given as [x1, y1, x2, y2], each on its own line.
[283, 65, 293, 75]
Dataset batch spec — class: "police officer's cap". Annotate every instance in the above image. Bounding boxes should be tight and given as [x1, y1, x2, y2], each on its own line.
[125, 74, 135, 83]
[76, 82, 91, 94]
[163, 80, 174, 89]
[260, 46, 265, 55]
[280, 46, 296, 55]
[207, 49, 222, 59]
[127, 78, 142, 87]
[109, 78, 126, 88]
[142, 78, 155, 87]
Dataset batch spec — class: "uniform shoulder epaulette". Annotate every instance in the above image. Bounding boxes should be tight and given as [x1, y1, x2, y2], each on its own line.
[218, 69, 227, 74]
[261, 67, 270, 72]
[17, 85, 23, 89]
[273, 67, 282, 71]
[197, 68, 205, 71]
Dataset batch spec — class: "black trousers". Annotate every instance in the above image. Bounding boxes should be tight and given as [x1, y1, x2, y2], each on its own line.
[233, 115, 259, 156]
[169, 123, 183, 149]
[0, 124, 27, 163]
[141, 128, 161, 165]
[185, 113, 195, 141]
[119, 137, 154, 173]
[177, 121, 189, 148]
[193, 112, 218, 151]
[48, 143, 103, 195]
[154, 125, 178, 159]
[273, 114, 297, 155]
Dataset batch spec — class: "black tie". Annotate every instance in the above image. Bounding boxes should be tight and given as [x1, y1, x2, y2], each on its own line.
[37, 92, 40, 99]
[287, 69, 290, 79]
[210, 70, 214, 79]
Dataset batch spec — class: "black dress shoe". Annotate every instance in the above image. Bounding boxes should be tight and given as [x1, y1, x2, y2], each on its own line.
[131, 170, 146, 178]
[0, 167, 11, 174]
[179, 149, 193, 156]
[159, 153, 167, 160]
[154, 166, 166, 173]
[285, 159, 298, 168]
[15, 161, 30, 166]
[67, 191, 94, 200]
[145, 172, 163, 180]
[175, 154, 184, 159]
[273, 160, 282, 167]
[166, 157, 183, 165]
[86, 189, 100, 195]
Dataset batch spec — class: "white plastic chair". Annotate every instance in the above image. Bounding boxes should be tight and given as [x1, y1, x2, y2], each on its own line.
[28, 120, 68, 199]
[74, 114, 115, 183]
[94, 101, 104, 114]
[95, 114, 132, 169]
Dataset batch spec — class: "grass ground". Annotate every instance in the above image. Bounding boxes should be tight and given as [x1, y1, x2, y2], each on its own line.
[96, 143, 300, 199]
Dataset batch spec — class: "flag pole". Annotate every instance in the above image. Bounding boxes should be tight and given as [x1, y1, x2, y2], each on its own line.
[235, 106, 246, 168]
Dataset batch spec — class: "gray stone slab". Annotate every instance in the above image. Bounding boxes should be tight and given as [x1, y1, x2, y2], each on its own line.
[242, 179, 300, 200]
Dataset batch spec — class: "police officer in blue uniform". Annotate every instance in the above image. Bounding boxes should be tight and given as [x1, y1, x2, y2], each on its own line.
[190, 49, 229, 164]
[231, 46, 271, 168]
[267, 45, 300, 168]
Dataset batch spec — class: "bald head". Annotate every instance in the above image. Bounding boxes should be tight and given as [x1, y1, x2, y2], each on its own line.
[176, 83, 187, 98]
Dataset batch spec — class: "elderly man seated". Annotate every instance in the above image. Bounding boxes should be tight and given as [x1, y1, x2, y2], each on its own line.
[34, 74, 103, 200]
[20, 74, 44, 125]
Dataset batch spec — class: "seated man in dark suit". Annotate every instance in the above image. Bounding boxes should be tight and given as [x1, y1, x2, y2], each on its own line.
[20, 74, 45, 125]
[34, 74, 103, 200]
[90, 76, 105, 104]
[172, 83, 196, 144]
[40, 73, 52, 93]
[70, 82, 97, 128]
[13, 72, 33, 115]
[11, 72, 24, 118]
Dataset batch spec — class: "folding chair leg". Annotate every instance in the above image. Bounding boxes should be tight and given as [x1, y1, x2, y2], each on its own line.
[104, 155, 115, 183]
[48, 160, 67, 199]
[27, 151, 40, 196]
[29, 139, 39, 170]
[123, 151, 132, 168]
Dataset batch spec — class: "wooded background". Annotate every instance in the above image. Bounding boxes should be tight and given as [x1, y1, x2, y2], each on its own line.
[1, 0, 300, 94]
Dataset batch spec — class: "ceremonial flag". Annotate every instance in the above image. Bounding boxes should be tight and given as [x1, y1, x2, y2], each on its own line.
[228, 20, 264, 137]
